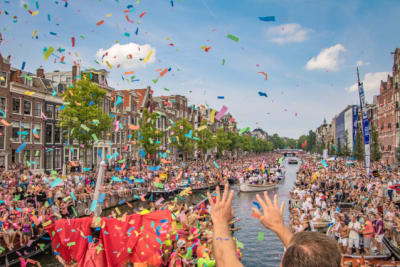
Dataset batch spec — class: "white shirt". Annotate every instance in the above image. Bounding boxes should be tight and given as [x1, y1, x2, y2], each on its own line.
[348, 221, 361, 239]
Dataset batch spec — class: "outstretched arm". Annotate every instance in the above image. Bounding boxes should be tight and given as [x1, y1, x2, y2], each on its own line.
[252, 192, 293, 248]
[208, 183, 244, 267]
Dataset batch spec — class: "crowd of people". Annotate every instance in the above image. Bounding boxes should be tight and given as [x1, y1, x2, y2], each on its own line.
[289, 157, 400, 259]
[0, 155, 280, 266]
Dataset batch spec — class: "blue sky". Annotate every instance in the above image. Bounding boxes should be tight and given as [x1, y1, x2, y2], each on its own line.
[1, 0, 400, 138]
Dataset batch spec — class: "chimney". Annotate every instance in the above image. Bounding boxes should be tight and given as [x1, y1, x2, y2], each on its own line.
[72, 64, 81, 83]
[36, 66, 45, 78]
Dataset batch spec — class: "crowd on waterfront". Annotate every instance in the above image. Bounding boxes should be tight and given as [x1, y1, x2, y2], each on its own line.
[0, 154, 284, 266]
[289, 157, 400, 259]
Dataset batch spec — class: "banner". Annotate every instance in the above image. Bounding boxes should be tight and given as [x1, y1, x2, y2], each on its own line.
[357, 68, 370, 175]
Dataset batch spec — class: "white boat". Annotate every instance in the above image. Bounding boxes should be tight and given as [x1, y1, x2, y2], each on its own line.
[239, 183, 279, 192]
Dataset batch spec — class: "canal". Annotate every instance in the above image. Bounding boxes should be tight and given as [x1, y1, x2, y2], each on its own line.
[34, 159, 299, 266]
[233, 159, 299, 266]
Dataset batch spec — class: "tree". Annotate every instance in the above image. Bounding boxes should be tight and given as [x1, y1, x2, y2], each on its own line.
[271, 133, 284, 149]
[297, 135, 308, 149]
[353, 128, 364, 161]
[195, 120, 216, 160]
[370, 125, 381, 162]
[337, 138, 342, 157]
[58, 79, 112, 166]
[170, 118, 195, 160]
[216, 127, 232, 158]
[305, 130, 317, 152]
[133, 108, 164, 161]
[286, 138, 297, 149]
[343, 130, 350, 157]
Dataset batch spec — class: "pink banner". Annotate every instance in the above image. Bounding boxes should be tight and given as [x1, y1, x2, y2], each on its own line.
[215, 105, 228, 120]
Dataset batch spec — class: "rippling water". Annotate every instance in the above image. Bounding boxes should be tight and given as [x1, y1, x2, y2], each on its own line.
[34, 160, 298, 266]
[233, 161, 299, 267]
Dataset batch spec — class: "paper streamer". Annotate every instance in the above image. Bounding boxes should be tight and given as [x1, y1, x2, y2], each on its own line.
[215, 105, 228, 120]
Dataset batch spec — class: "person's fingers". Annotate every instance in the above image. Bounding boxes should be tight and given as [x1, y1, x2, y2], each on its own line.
[280, 201, 285, 216]
[273, 194, 279, 209]
[263, 191, 273, 208]
[256, 194, 267, 212]
[207, 191, 214, 208]
[227, 189, 234, 206]
[251, 208, 262, 219]
[215, 186, 221, 203]
[221, 183, 229, 202]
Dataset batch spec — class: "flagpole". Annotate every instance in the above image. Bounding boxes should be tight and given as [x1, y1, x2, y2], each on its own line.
[357, 67, 371, 176]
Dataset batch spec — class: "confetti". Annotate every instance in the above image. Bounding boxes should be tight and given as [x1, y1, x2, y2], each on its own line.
[71, 37, 75, 47]
[258, 16, 275, 22]
[16, 142, 26, 153]
[139, 11, 147, 18]
[96, 20, 105, 26]
[257, 232, 264, 241]
[143, 50, 153, 63]
[43, 46, 55, 61]
[222, 58, 226, 65]
[227, 34, 239, 42]
[258, 71, 268, 80]
[258, 91, 268, 97]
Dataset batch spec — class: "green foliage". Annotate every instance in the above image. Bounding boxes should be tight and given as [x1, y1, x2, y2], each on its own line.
[216, 127, 232, 156]
[305, 130, 316, 152]
[270, 133, 285, 149]
[171, 118, 195, 159]
[58, 79, 112, 151]
[353, 128, 364, 161]
[337, 138, 342, 156]
[134, 108, 164, 157]
[297, 135, 308, 149]
[343, 130, 350, 157]
[371, 125, 381, 162]
[196, 120, 216, 154]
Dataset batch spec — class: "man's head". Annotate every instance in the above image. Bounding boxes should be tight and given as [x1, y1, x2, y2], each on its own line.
[281, 231, 341, 267]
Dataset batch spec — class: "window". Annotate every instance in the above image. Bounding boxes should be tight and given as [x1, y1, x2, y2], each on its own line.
[33, 102, 42, 117]
[64, 148, 69, 164]
[0, 72, 7, 87]
[23, 123, 31, 143]
[116, 132, 120, 144]
[0, 126, 5, 149]
[45, 104, 54, 119]
[388, 123, 392, 129]
[55, 105, 61, 120]
[131, 99, 136, 112]
[33, 124, 41, 144]
[11, 121, 20, 142]
[34, 150, 41, 169]
[45, 150, 53, 170]
[54, 126, 61, 144]
[11, 149, 19, 164]
[389, 145, 392, 151]
[24, 150, 31, 167]
[0, 98, 6, 115]
[46, 124, 53, 143]
[12, 98, 20, 114]
[55, 149, 61, 169]
[23, 100, 32, 116]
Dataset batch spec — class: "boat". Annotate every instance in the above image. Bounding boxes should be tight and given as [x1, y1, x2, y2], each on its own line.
[239, 183, 279, 192]
[288, 158, 298, 165]
[192, 183, 218, 192]
[383, 236, 400, 260]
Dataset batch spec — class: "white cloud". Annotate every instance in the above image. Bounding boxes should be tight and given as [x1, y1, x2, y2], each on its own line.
[346, 72, 390, 92]
[267, 23, 311, 44]
[305, 44, 346, 71]
[95, 42, 156, 69]
[356, 60, 370, 67]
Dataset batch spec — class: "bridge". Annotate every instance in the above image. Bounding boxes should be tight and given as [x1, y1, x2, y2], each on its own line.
[274, 149, 304, 157]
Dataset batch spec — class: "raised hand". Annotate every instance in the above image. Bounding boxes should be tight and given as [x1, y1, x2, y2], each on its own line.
[252, 192, 293, 248]
[207, 183, 234, 225]
[252, 192, 285, 232]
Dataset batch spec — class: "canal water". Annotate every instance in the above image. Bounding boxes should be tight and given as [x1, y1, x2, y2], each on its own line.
[34, 160, 299, 266]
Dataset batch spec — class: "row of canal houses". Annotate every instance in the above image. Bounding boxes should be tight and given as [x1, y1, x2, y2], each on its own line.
[0, 51, 237, 173]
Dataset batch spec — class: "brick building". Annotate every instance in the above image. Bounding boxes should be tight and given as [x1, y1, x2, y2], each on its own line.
[377, 74, 396, 165]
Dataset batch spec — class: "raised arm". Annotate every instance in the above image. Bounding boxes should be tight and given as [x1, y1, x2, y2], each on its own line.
[207, 184, 243, 267]
[252, 192, 293, 248]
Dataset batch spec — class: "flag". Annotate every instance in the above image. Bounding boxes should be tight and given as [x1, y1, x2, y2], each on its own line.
[302, 140, 307, 149]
